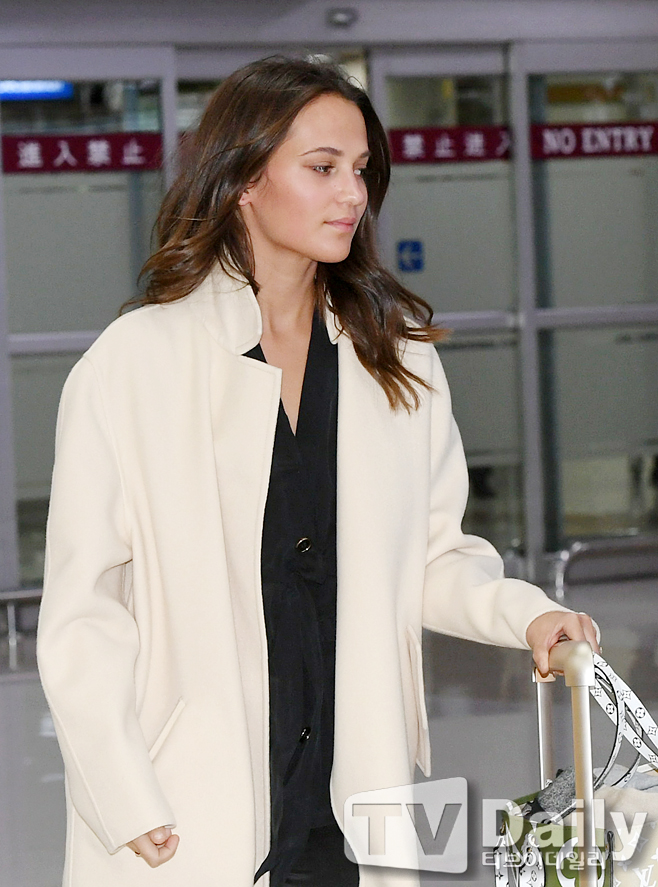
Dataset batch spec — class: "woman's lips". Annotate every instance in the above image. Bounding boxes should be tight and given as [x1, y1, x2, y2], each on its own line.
[326, 218, 357, 231]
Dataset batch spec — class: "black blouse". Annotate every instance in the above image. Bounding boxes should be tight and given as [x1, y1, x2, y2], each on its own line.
[247, 314, 339, 886]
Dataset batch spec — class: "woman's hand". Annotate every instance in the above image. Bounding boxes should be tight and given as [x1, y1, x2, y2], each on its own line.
[127, 826, 179, 867]
[526, 610, 600, 678]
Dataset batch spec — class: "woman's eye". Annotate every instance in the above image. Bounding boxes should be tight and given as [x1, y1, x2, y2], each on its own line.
[355, 167, 368, 177]
[313, 164, 333, 174]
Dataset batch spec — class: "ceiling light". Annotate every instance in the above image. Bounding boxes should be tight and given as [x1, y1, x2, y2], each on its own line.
[326, 7, 359, 28]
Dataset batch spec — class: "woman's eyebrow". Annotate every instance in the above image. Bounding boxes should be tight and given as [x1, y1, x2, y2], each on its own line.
[301, 146, 371, 159]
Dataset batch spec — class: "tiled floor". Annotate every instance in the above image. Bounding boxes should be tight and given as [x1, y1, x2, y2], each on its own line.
[1, 577, 656, 887]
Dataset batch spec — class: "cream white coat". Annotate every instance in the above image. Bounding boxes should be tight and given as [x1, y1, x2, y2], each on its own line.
[37, 268, 569, 887]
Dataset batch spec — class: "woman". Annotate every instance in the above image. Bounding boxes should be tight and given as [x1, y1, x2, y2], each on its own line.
[37, 57, 597, 887]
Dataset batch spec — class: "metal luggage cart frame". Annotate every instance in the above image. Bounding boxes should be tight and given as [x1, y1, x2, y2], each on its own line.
[536, 640, 598, 887]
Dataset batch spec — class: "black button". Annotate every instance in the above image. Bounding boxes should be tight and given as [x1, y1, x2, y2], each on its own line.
[299, 727, 311, 742]
[295, 537, 313, 553]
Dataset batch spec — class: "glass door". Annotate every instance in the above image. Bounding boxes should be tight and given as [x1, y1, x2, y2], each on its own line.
[512, 40, 658, 552]
[0, 47, 177, 589]
[370, 42, 658, 574]
[370, 48, 524, 558]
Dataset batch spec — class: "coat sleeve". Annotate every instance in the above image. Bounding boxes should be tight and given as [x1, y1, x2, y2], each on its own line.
[36, 355, 176, 854]
[421, 348, 571, 648]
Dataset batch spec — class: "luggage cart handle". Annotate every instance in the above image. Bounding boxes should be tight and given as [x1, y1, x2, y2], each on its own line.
[534, 641, 597, 887]
[547, 640, 596, 688]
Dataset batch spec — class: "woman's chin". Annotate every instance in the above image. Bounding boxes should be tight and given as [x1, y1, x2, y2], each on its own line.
[310, 245, 354, 265]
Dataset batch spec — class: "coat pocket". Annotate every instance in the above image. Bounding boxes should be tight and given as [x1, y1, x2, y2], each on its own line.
[148, 698, 186, 761]
[406, 626, 431, 777]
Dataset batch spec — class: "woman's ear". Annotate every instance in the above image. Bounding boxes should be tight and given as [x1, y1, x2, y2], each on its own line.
[238, 176, 260, 207]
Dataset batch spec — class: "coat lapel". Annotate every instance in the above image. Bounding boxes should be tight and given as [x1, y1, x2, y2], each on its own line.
[210, 346, 280, 858]
[332, 334, 430, 821]
[186, 268, 281, 859]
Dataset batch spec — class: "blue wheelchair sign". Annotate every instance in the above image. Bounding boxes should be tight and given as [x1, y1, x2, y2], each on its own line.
[397, 240, 424, 272]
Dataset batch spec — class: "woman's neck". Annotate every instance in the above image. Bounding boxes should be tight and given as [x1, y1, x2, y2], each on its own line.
[254, 258, 318, 435]
[254, 254, 317, 338]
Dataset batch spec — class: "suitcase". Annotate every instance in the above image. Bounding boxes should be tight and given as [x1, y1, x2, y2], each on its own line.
[496, 639, 658, 887]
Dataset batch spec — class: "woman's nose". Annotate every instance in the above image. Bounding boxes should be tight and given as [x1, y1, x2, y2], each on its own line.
[336, 170, 366, 206]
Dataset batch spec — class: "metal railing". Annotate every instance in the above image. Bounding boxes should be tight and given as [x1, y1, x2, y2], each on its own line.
[553, 535, 658, 602]
[0, 587, 42, 671]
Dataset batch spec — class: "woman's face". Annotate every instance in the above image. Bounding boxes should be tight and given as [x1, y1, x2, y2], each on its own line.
[238, 93, 370, 267]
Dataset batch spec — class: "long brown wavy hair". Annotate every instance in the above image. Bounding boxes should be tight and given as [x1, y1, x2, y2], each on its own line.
[134, 55, 444, 409]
